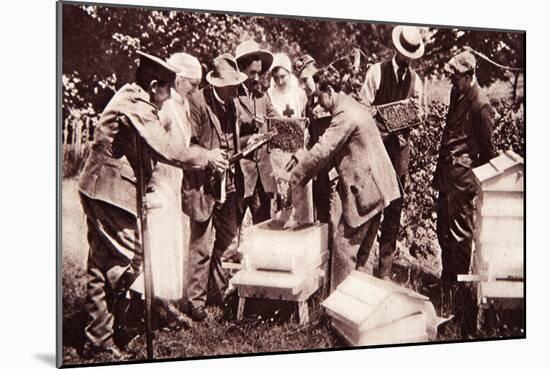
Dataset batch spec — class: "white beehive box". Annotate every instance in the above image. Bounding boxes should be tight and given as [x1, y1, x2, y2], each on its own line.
[240, 220, 328, 275]
[232, 220, 329, 325]
[322, 271, 447, 346]
[467, 150, 524, 307]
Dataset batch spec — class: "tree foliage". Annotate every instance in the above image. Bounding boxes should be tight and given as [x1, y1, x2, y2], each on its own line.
[420, 28, 524, 98]
[61, 4, 525, 265]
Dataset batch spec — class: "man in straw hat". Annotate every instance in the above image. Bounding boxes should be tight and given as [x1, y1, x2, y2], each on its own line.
[433, 51, 495, 334]
[78, 50, 228, 359]
[234, 40, 280, 225]
[183, 53, 249, 322]
[286, 64, 400, 291]
[359, 25, 425, 280]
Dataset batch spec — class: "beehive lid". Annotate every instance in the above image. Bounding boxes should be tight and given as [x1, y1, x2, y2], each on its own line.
[473, 150, 523, 183]
[321, 271, 429, 331]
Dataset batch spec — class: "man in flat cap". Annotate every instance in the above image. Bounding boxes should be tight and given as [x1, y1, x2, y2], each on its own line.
[234, 40, 280, 225]
[182, 53, 249, 322]
[359, 25, 425, 280]
[287, 65, 401, 291]
[433, 51, 495, 333]
[78, 50, 228, 358]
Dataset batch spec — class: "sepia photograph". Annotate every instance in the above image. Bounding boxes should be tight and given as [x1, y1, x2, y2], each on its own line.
[57, 1, 525, 366]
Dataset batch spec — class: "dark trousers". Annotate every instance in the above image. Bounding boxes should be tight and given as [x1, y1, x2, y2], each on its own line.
[436, 191, 477, 335]
[243, 179, 271, 225]
[312, 171, 332, 223]
[187, 192, 241, 309]
[378, 133, 410, 277]
[436, 191, 475, 283]
[80, 195, 141, 349]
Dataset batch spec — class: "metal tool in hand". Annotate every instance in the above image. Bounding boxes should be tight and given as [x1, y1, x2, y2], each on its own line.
[212, 129, 278, 204]
[228, 129, 278, 164]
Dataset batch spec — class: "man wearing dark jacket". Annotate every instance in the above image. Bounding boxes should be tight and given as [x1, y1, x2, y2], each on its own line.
[183, 54, 248, 322]
[433, 51, 495, 335]
[359, 25, 425, 279]
[434, 51, 495, 288]
[78, 51, 227, 358]
[234, 40, 280, 224]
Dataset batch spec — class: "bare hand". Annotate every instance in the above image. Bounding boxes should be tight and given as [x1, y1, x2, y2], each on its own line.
[247, 133, 264, 146]
[253, 116, 265, 129]
[273, 167, 291, 183]
[206, 149, 229, 172]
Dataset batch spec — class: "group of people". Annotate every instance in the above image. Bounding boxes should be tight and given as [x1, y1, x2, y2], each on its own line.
[76, 24, 495, 359]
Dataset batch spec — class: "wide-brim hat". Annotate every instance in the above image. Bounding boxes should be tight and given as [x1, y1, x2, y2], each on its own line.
[167, 52, 202, 79]
[206, 53, 248, 88]
[392, 26, 425, 60]
[235, 40, 274, 74]
[137, 50, 180, 75]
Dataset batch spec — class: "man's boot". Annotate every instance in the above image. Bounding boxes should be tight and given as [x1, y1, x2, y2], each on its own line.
[377, 241, 395, 280]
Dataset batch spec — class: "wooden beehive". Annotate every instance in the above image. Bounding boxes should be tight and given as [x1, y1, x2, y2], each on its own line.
[232, 220, 329, 325]
[240, 220, 328, 273]
[322, 271, 448, 346]
[460, 150, 524, 308]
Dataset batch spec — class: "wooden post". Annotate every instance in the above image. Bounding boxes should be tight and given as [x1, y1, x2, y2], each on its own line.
[134, 132, 155, 360]
[297, 301, 309, 326]
[63, 118, 69, 145]
[237, 296, 246, 320]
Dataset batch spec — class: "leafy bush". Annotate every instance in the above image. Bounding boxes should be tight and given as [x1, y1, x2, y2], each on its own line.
[400, 101, 446, 264]
[492, 99, 525, 156]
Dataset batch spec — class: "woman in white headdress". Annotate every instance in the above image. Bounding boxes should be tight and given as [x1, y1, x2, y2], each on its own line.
[145, 53, 202, 318]
[267, 53, 308, 118]
[267, 53, 313, 225]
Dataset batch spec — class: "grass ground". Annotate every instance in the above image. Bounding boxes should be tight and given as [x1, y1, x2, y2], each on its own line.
[61, 178, 524, 366]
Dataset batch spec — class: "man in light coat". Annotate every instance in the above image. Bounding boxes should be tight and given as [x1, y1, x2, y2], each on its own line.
[288, 66, 401, 290]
